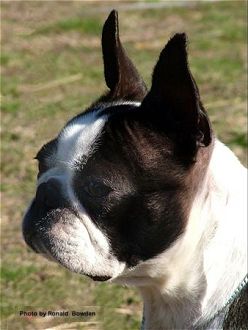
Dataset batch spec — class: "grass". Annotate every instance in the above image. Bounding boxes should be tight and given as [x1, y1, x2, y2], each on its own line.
[32, 17, 101, 36]
[1, 1, 247, 330]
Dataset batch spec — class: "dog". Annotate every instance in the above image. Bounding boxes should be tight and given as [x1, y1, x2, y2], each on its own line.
[22, 10, 247, 330]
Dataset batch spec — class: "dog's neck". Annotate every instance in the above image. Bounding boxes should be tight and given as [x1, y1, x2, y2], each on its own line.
[117, 139, 247, 329]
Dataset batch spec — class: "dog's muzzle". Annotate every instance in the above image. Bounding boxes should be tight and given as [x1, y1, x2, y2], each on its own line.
[22, 178, 116, 281]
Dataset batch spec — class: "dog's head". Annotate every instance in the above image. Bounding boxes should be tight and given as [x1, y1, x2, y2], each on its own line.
[23, 11, 212, 282]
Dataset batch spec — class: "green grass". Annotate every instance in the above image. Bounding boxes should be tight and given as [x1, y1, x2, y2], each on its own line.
[1, 1, 247, 330]
[33, 16, 101, 36]
[1, 265, 38, 283]
[1, 100, 21, 114]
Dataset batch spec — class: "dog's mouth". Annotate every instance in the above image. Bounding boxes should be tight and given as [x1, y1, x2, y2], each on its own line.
[23, 204, 122, 283]
[86, 275, 111, 282]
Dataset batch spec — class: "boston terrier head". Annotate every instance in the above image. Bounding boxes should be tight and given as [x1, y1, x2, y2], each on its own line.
[22, 10, 213, 283]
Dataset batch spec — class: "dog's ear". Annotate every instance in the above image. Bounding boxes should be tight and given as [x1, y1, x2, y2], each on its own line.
[101, 10, 147, 102]
[141, 33, 211, 158]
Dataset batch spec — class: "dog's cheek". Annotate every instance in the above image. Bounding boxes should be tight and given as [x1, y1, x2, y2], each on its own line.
[95, 192, 186, 268]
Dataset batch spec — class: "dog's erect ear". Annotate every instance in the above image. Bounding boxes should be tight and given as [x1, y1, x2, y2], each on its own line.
[101, 10, 147, 102]
[141, 33, 211, 157]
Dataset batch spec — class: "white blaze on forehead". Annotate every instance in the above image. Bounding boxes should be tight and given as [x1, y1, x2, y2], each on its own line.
[57, 110, 108, 167]
[41, 102, 141, 174]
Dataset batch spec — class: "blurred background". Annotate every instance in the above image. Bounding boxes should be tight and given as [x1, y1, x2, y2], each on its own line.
[1, 1, 247, 329]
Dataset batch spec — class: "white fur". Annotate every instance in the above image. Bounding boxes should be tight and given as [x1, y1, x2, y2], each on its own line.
[113, 139, 247, 329]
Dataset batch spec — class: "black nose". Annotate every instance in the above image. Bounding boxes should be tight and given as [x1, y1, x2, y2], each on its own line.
[36, 178, 67, 210]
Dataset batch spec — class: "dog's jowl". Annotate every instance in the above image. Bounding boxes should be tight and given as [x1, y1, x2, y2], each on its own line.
[22, 10, 247, 330]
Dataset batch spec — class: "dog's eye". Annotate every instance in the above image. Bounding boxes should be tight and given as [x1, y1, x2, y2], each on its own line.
[84, 181, 111, 198]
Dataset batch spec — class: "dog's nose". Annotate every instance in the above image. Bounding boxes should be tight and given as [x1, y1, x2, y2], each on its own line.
[35, 178, 67, 210]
